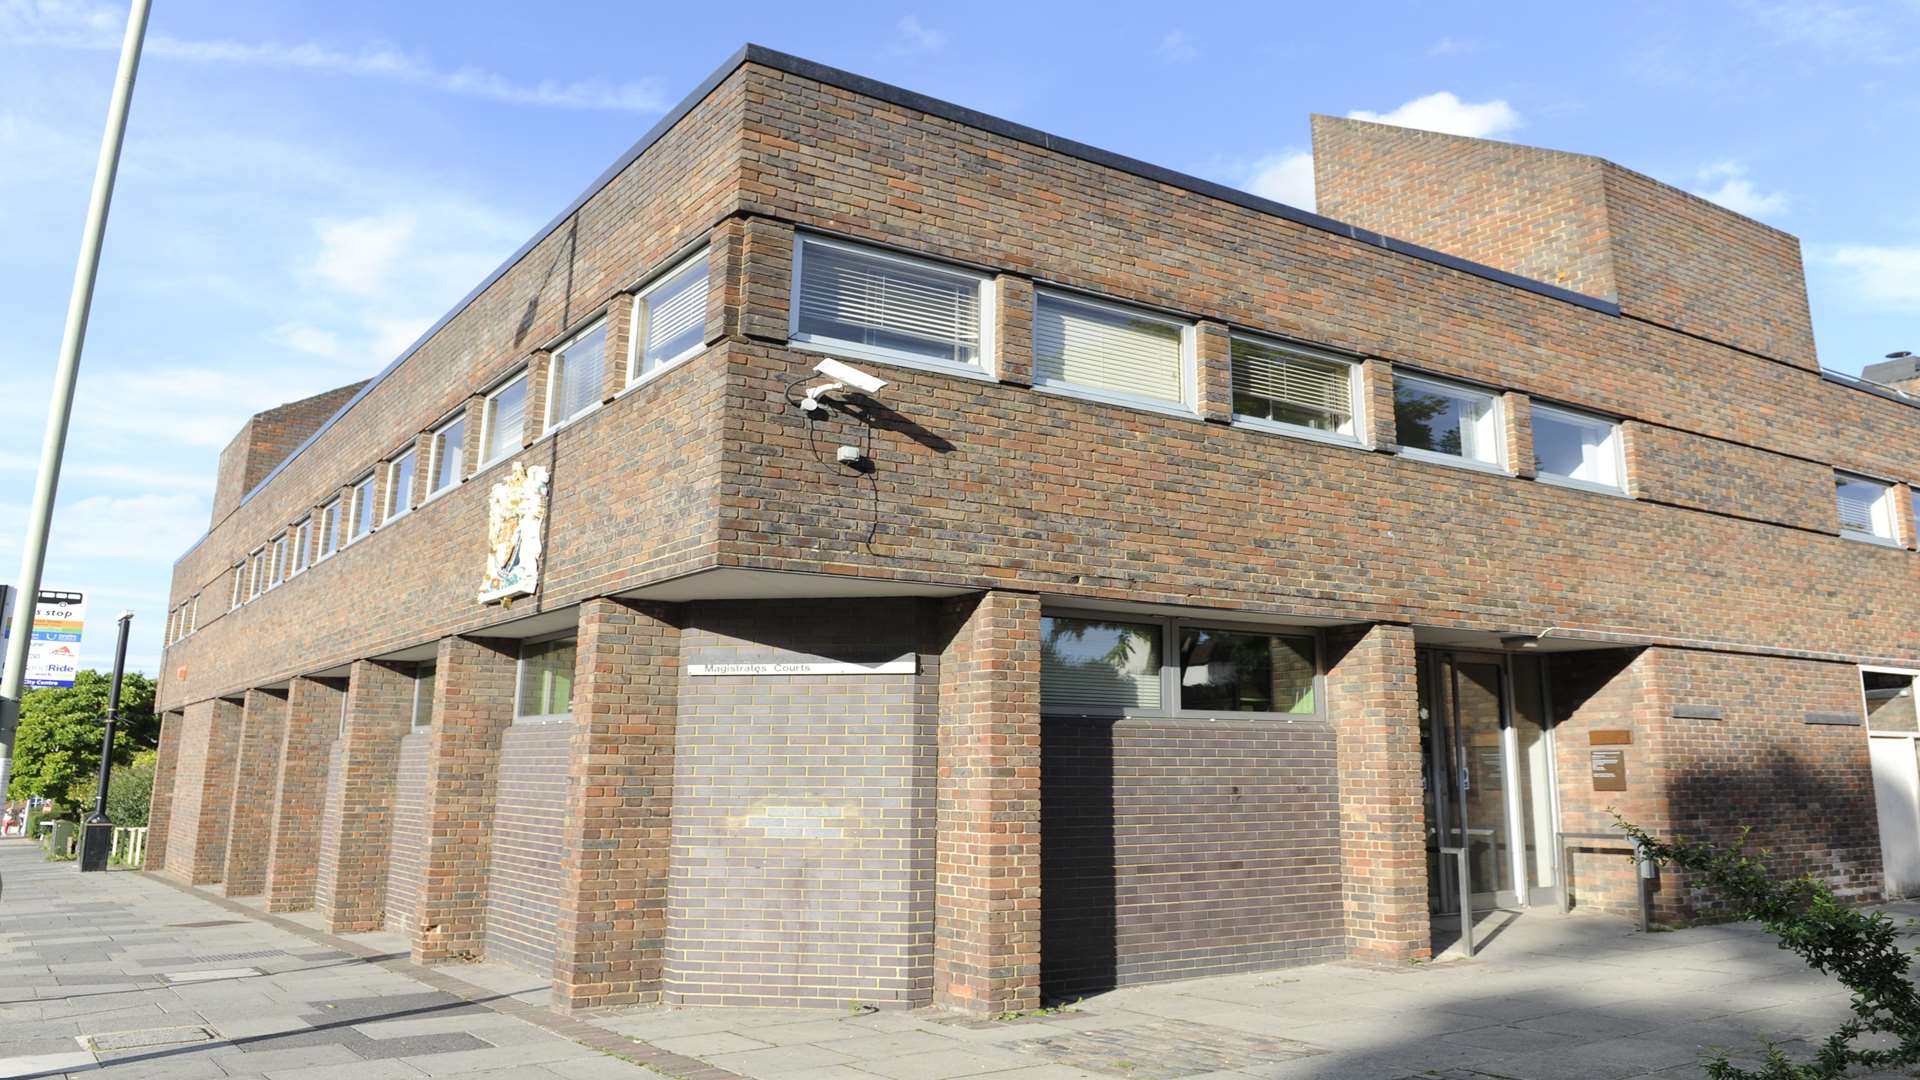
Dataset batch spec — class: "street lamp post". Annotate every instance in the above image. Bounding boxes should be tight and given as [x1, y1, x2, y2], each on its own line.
[78, 612, 133, 872]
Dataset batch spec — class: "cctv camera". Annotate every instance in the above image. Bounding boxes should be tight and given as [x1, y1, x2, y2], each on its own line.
[813, 358, 887, 396]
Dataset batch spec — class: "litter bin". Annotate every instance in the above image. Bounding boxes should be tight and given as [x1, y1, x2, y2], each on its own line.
[48, 820, 77, 858]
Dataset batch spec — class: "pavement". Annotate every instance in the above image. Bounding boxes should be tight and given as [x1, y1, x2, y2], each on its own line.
[1, 839, 1914, 1080]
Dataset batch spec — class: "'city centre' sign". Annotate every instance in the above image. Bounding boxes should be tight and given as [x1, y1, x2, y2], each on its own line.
[688, 657, 917, 677]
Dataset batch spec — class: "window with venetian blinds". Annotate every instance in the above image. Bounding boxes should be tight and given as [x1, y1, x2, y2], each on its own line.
[1230, 335, 1356, 435]
[635, 256, 709, 379]
[1033, 292, 1188, 407]
[792, 237, 985, 370]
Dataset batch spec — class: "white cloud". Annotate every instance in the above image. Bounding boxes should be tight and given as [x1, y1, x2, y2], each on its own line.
[0, 452, 203, 491]
[1428, 37, 1478, 56]
[1824, 245, 1920, 311]
[0, 492, 207, 564]
[0, 0, 667, 111]
[1691, 160, 1790, 218]
[1349, 91, 1522, 139]
[312, 213, 415, 296]
[887, 16, 947, 56]
[1157, 31, 1199, 63]
[270, 323, 343, 359]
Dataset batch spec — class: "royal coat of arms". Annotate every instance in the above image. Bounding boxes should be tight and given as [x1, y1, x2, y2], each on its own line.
[478, 461, 550, 604]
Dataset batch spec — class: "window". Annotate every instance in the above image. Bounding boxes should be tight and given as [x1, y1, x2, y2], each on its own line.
[185, 596, 197, 635]
[230, 565, 244, 609]
[387, 449, 419, 521]
[1041, 614, 1320, 718]
[269, 534, 288, 588]
[1178, 626, 1317, 714]
[1394, 374, 1503, 468]
[1836, 472, 1896, 542]
[791, 236, 990, 375]
[247, 548, 267, 599]
[547, 321, 608, 427]
[1230, 334, 1359, 440]
[481, 372, 528, 465]
[1034, 291, 1192, 411]
[632, 252, 709, 382]
[516, 636, 576, 722]
[290, 518, 311, 576]
[349, 476, 376, 542]
[1533, 405, 1624, 492]
[431, 415, 465, 495]
[1864, 670, 1917, 732]
[318, 500, 341, 560]
[411, 663, 437, 729]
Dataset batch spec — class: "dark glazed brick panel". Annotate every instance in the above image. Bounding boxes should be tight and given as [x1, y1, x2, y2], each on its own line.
[665, 600, 935, 1008]
[485, 722, 575, 974]
[1040, 718, 1343, 998]
[383, 731, 432, 936]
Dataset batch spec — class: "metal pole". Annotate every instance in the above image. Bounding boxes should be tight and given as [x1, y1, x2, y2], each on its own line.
[0, 0, 152, 804]
[87, 612, 134, 822]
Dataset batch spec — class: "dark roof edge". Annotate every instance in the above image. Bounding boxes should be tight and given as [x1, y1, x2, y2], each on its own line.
[1822, 368, 1920, 412]
[177, 41, 1622, 565]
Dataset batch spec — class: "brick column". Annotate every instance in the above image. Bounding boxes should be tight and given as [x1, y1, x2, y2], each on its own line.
[1194, 320, 1233, 423]
[523, 350, 553, 447]
[411, 432, 435, 507]
[144, 710, 184, 872]
[461, 396, 486, 472]
[994, 274, 1034, 387]
[602, 292, 635, 400]
[725, 217, 792, 343]
[933, 590, 1042, 1013]
[317, 659, 413, 932]
[1502, 391, 1535, 479]
[1362, 358, 1397, 452]
[411, 635, 518, 963]
[265, 677, 345, 911]
[1325, 623, 1428, 962]
[162, 697, 242, 886]
[553, 599, 680, 1011]
[221, 688, 287, 896]
[1897, 485, 1918, 550]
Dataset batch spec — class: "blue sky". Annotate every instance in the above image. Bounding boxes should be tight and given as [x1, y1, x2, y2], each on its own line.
[2, 0, 1917, 677]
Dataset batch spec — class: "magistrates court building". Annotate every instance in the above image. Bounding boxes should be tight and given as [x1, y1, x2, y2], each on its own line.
[149, 46, 1920, 1014]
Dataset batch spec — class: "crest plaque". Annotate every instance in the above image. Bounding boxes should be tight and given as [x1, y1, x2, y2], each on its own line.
[478, 461, 550, 604]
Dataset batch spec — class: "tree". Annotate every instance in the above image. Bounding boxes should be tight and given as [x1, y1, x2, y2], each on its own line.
[104, 749, 156, 828]
[7, 669, 158, 816]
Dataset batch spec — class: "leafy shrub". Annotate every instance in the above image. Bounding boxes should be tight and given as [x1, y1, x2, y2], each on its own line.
[104, 761, 153, 828]
[1618, 816, 1920, 1079]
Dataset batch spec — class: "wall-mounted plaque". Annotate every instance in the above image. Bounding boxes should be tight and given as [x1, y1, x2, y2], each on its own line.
[478, 461, 550, 605]
[1591, 748, 1628, 791]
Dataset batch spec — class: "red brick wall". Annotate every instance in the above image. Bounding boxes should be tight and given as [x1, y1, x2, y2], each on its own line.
[265, 677, 343, 911]
[317, 659, 413, 932]
[210, 382, 367, 528]
[145, 711, 183, 872]
[161, 697, 241, 886]
[934, 591, 1041, 1013]
[221, 687, 287, 896]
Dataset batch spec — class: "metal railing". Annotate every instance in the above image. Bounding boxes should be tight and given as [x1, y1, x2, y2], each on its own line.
[1556, 829, 1651, 931]
[110, 826, 146, 868]
[1437, 845, 1474, 957]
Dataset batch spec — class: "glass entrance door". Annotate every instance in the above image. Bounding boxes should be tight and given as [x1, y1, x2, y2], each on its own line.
[1422, 650, 1559, 914]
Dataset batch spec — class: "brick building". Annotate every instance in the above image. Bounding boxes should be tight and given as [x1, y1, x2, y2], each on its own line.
[151, 45, 1920, 1013]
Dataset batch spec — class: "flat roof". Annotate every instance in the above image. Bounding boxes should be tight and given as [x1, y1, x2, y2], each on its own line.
[185, 43, 1695, 562]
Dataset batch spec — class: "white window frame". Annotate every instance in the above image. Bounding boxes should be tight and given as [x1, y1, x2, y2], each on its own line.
[479, 370, 529, 468]
[1531, 403, 1628, 495]
[1393, 372, 1507, 473]
[290, 518, 311, 576]
[410, 662, 436, 730]
[788, 233, 997, 381]
[429, 413, 465, 499]
[1861, 665, 1920, 733]
[386, 448, 419, 522]
[545, 318, 609, 431]
[628, 248, 712, 387]
[1227, 331, 1365, 448]
[230, 564, 244, 609]
[247, 547, 267, 600]
[268, 534, 288, 589]
[1031, 288, 1198, 417]
[348, 475, 376, 543]
[1837, 471, 1899, 545]
[1039, 609, 1324, 722]
[317, 499, 341, 561]
[513, 632, 577, 725]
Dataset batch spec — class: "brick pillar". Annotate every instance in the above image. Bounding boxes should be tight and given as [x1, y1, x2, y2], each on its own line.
[411, 635, 518, 963]
[553, 599, 680, 1011]
[265, 677, 345, 911]
[162, 697, 243, 886]
[1502, 391, 1535, 479]
[1194, 320, 1233, 423]
[602, 292, 635, 401]
[1363, 358, 1397, 452]
[317, 659, 413, 932]
[729, 217, 792, 343]
[411, 432, 435, 507]
[1896, 484, 1918, 550]
[461, 396, 486, 472]
[1325, 623, 1428, 962]
[145, 710, 184, 871]
[523, 350, 552, 447]
[994, 274, 1034, 387]
[221, 688, 287, 896]
[933, 590, 1042, 1014]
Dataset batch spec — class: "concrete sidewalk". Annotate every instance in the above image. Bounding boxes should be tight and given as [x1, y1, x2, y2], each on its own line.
[1, 841, 1911, 1080]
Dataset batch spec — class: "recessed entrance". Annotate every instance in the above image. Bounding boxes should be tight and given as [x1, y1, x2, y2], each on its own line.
[1418, 650, 1560, 919]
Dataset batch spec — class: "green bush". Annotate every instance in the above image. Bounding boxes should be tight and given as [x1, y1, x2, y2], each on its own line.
[104, 761, 154, 827]
[1619, 817, 1920, 1079]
